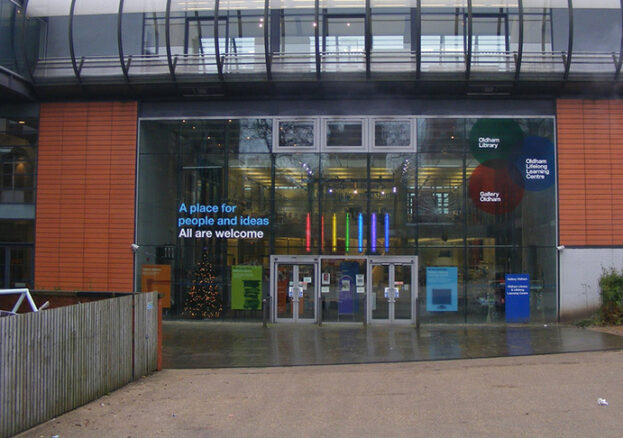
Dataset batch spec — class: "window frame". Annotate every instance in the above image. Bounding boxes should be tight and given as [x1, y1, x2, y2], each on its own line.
[273, 118, 320, 152]
[369, 117, 416, 152]
[321, 117, 367, 152]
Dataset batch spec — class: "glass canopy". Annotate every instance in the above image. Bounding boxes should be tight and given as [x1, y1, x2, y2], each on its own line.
[1, 0, 621, 83]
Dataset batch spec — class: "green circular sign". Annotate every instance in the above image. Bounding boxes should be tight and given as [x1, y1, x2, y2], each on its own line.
[469, 119, 524, 165]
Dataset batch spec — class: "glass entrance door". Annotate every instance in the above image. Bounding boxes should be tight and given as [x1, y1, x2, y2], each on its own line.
[273, 257, 318, 322]
[368, 257, 417, 324]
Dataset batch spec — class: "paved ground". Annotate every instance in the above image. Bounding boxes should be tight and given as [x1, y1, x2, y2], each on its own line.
[19, 347, 623, 438]
[15, 325, 623, 437]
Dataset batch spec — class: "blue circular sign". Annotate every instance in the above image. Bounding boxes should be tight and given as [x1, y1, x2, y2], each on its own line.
[514, 136, 555, 191]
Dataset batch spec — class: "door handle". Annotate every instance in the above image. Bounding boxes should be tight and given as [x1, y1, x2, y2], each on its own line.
[385, 287, 399, 303]
[289, 286, 303, 301]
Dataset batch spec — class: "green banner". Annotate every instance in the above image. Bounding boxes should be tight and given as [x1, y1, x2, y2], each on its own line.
[231, 265, 263, 310]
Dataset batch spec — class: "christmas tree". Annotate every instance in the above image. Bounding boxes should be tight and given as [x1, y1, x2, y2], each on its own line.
[184, 251, 223, 319]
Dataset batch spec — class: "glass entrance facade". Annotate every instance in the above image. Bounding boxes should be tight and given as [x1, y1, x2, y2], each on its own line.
[136, 115, 556, 323]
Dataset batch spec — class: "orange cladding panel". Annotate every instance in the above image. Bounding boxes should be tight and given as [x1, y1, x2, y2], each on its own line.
[35, 102, 137, 291]
[557, 99, 622, 246]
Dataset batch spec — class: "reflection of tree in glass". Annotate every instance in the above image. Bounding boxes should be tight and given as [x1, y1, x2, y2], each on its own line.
[375, 122, 410, 147]
[327, 123, 362, 146]
[279, 122, 314, 147]
[238, 119, 272, 152]
[518, 118, 554, 140]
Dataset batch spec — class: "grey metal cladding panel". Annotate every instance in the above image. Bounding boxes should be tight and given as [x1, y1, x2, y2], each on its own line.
[573, 10, 621, 52]
[122, 13, 144, 57]
[73, 15, 119, 57]
[0, 204, 35, 220]
[45, 14, 139, 58]
[45, 16, 71, 58]
[0, 103, 39, 118]
[140, 99, 556, 118]
[552, 9, 621, 53]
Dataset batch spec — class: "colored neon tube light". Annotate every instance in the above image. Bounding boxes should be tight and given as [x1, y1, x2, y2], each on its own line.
[371, 213, 377, 253]
[321, 215, 325, 251]
[358, 213, 363, 253]
[306, 212, 311, 252]
[385, 213, 390, 253]
[345, 213, 350, 252]
[332, 214, 337, 252]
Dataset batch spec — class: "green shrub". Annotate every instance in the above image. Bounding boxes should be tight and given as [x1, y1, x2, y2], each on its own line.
[598, 267, 623, 325]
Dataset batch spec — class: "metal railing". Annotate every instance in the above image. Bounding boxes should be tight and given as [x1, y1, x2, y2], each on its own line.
[31, 50, 623, 82]
[0, 288, 48, 316]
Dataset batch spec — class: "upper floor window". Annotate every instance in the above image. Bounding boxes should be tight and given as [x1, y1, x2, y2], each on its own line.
[274, 119, 319, 152]
[323, 118, 365, 151]
[1, 148, 35, 203]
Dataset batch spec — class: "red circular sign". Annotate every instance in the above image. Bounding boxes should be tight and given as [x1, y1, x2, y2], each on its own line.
[469, 161, 524, 215]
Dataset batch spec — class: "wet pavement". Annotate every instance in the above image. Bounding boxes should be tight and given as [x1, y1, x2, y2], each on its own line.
[163, 321, 623, 368]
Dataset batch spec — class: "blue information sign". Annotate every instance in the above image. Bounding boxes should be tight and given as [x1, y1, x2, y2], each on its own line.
[338, 262, 358, 315]
[505, 274, 530, 323]
[426, 267, 458, 312]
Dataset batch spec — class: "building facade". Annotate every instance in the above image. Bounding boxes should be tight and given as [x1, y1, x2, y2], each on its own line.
[1, 0, 622, 324]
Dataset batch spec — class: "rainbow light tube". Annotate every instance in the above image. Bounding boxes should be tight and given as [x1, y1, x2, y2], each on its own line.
[345, 213, 350, 252]
[371, 213, 377, 253]
[306, 212, 311, 252]
[385, 213, 390, 253]
[358, 213, 363, 252]
[321, 215, 325, 251]
[332, 213, 337, 252]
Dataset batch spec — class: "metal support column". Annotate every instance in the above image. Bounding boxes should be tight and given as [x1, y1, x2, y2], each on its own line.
[563, 0, 573, 80]
[117, 0, 131, 84]
[616, 0, 623, 79]
[315, 0, 320, 79]
[365, 0, 371, 78]
[215, 0, 224, 80]
[68, 0, 81, 83]
[264, 0, 272, 79]
[515, 0, 524, 81]
[165, 0, 177, 82]
[465, 0, 472, 80]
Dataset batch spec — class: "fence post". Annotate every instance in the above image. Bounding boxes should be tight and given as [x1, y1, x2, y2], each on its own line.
[262, 295, 271, 328]
[131, 292, 136, 380]
[157, 293, 163, 371]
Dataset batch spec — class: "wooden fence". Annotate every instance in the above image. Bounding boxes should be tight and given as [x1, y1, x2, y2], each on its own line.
[0, 292, 159, 438]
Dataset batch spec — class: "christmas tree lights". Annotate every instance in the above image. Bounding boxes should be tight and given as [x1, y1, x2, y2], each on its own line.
[184, 251, 223, 319]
